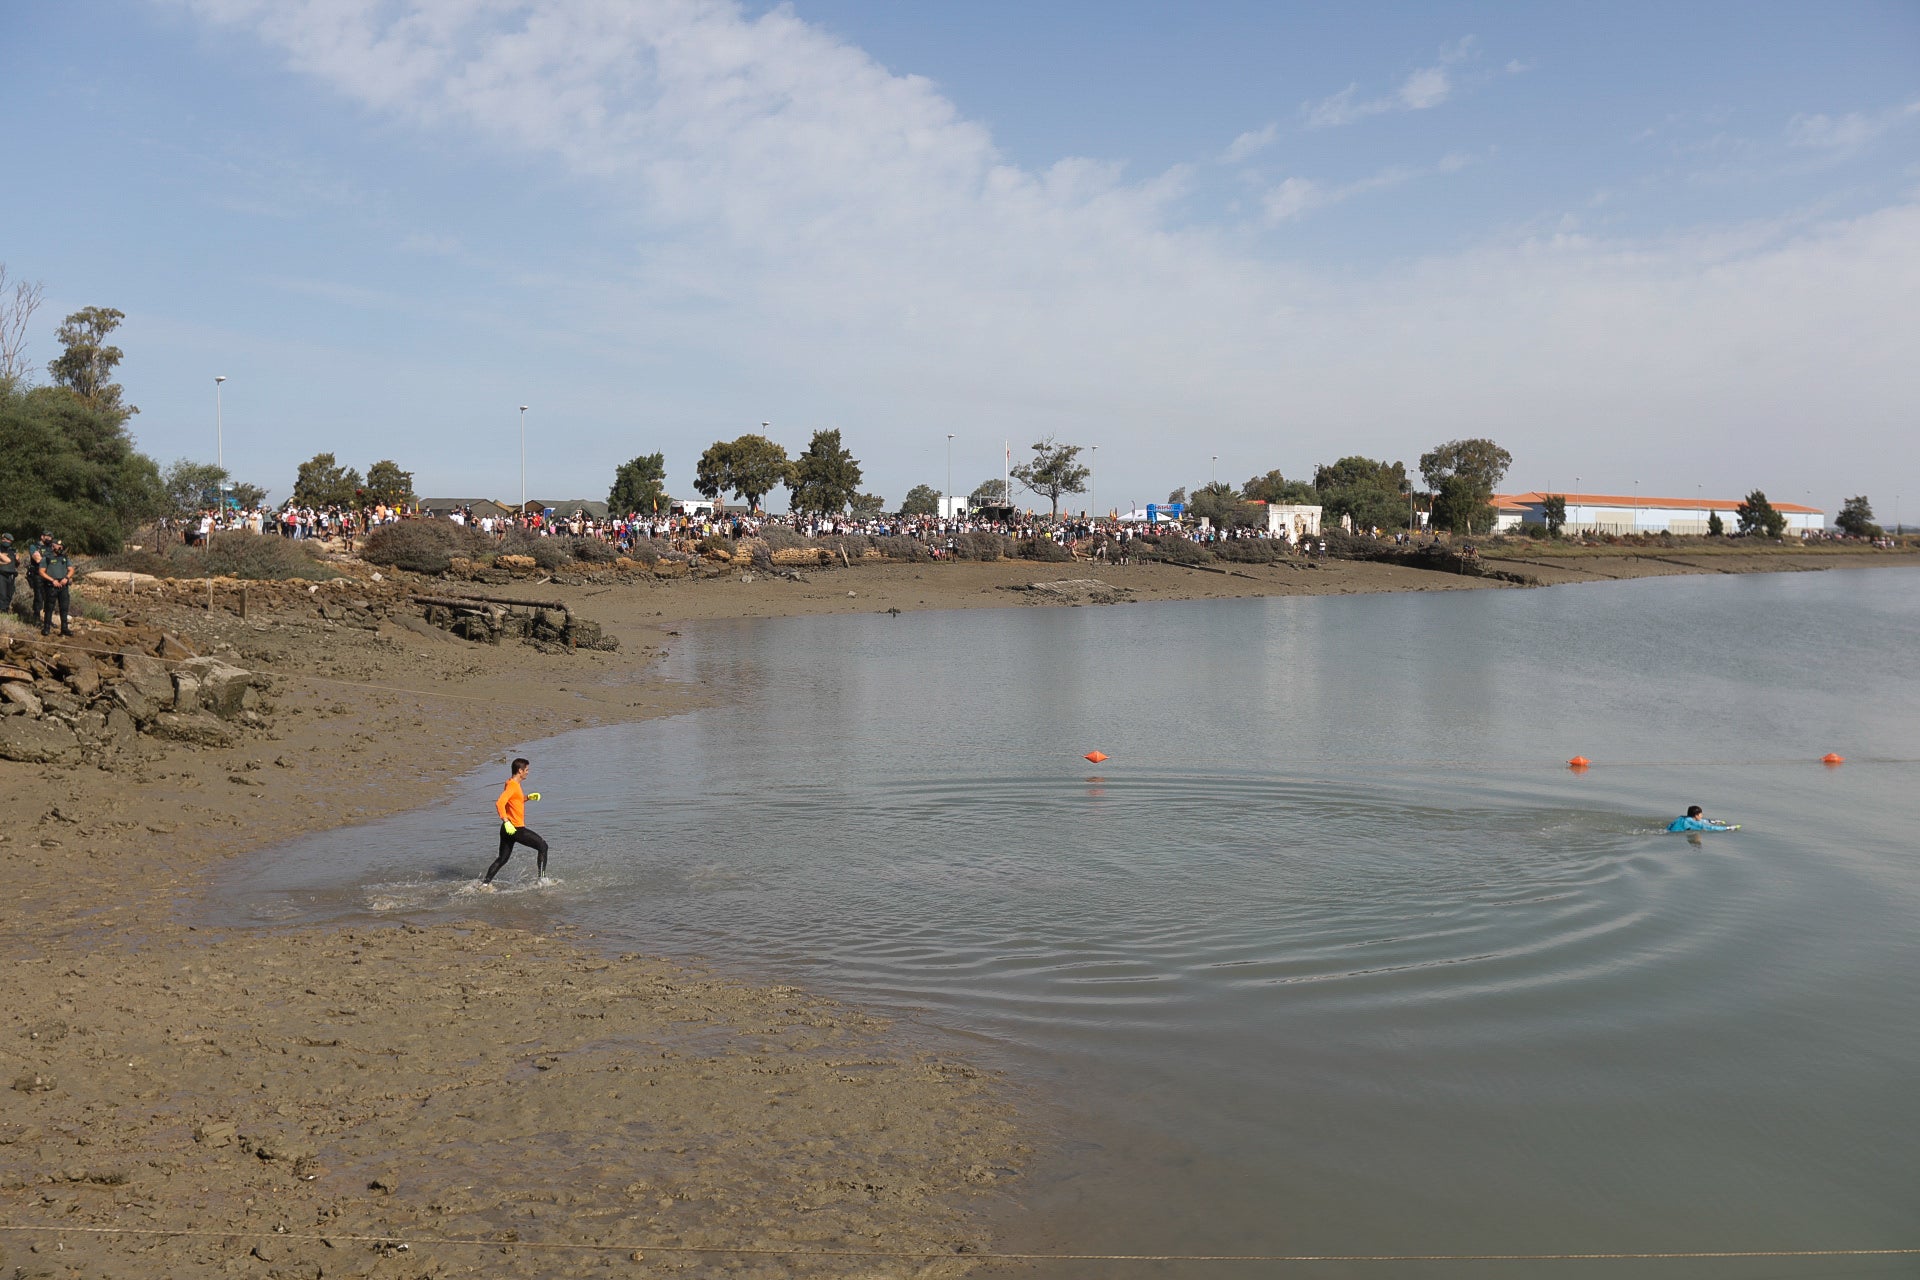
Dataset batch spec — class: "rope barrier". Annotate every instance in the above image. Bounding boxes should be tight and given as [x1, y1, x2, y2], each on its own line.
[0, 1223, 1912, 1265]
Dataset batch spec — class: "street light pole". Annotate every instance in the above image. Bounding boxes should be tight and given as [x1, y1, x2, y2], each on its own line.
[519, 405, 529, 509]
[946, 433, 955, 518]
[214, 376, 226, 470]
[1633, 479, 1639, 534]
[1090, 444, 1097, 521]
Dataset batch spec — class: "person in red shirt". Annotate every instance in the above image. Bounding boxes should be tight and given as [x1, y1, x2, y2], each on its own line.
[481, 757, 548, 888]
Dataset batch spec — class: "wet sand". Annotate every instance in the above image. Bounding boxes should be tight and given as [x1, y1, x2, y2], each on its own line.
[2, 542, 1908, 1277]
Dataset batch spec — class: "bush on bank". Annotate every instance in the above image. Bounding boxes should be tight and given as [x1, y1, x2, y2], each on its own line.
[92, 532, 334, 581]
[362, 521, 487, 574]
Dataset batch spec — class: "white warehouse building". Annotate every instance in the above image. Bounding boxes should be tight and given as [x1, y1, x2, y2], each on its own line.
[1492, 492, 1825, 536]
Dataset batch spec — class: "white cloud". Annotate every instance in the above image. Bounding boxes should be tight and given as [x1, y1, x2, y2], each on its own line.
[1305, 37, 1477, 128]
[1223, 122, 1279, 163]
[1398, 66, 1451, 111]
[1262, 176, 1326, 222]
[1786, 100, 1920, 156]
[175, 1, 1920, 504]
[1264, 154, 1476, 223]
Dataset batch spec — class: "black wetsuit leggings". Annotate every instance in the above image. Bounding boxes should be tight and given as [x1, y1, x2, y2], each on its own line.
[485, 827, 548, 883]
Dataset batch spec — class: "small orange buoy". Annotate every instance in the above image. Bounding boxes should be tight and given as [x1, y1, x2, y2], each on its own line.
[1821, 753, 1845, 766]
[1567, 756, 1590, 770]
[1084, 751, 1108, 764]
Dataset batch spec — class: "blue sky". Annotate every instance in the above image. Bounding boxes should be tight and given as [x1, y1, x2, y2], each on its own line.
[4, 1, 1917, 516]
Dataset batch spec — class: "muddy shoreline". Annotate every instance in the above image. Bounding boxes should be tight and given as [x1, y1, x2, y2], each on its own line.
[2, 544, 1908, 1278]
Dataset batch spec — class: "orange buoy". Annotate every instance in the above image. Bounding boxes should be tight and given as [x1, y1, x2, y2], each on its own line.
[1821, 753, 1845, 766]
[1084, 751, 1108, 764]
[1567, 756, 1590, 770]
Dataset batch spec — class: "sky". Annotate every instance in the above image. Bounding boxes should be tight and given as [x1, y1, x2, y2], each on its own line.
[4, 0, 1918, 518]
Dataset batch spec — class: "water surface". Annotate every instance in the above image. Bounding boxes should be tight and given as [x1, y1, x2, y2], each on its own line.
[212, 568, 1920, 1276]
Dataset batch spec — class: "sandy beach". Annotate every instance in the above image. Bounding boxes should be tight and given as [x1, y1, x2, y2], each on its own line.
[2, 541, 1909, 1277]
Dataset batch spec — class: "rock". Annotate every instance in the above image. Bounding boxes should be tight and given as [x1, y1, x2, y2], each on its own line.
[498, 554, 537, 572]
[10, 1074, 55, 1093]
[110, 682, 155, 724]
[0, 683, 42, 716]
[147, 710, 236, 748]
[0, 716, 78, 763]
[0, 663, 32, 682]
[252, 1135, 312, 1164]
[102, 706, 138, 749]
[155, 634, 195, 661]
[178, 657, 253, 719]
[192, 1121, 236, 1147]
[59, 660, 100, 700]
[171, 670, 203, 710]
[119, 654, 175, 710]
[36, 687, 79, 717]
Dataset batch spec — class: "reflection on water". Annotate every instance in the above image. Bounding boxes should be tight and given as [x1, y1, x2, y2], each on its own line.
[210, 568, 1920, 1275]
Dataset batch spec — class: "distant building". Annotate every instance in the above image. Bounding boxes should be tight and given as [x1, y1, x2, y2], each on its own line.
[1263, 503, 1324, 540]
[1492, 492, 1824, 536]
[419, 498, 513, 520]
[527, 499, 610, 519]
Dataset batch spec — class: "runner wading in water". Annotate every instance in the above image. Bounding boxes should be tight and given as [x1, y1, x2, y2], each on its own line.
[482, 757, 547, 888]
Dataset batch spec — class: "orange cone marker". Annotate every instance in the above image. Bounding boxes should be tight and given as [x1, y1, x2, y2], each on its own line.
[1084, 751, 1108, 764]
[1567, 756, 1590, 770]
[1821, 753, 1845, 766]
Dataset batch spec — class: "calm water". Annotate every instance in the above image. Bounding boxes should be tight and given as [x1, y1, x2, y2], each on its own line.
[211, 568, 1920, 1276]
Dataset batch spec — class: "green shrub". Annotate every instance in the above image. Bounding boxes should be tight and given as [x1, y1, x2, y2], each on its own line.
[198, 532, 334, 580]
[570, 537, 618, 563]
[874, 535, 931, 562]
[952, 531, 1008, 561]
[88, 547, 177, 577]
[498, 529, 572, 570]
[1132, 537, 1214, 565]
[622, 540, 661, 565]
[94, 532, 335, 580]
[698, 534, 738, 558]
[759, 524, 807, 551]
[1017, 537, 1073, 562]
[363, 521, 486, 574]
[1212, 539, 1285, 564]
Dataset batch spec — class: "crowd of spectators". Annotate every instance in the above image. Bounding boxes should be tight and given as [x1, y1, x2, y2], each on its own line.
[164, 498, 1344, 565]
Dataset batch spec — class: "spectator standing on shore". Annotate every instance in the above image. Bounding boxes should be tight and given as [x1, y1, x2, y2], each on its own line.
[0, 534, 16, 615]
[38, 539, 73, 637]
[482, 757, 549, 888]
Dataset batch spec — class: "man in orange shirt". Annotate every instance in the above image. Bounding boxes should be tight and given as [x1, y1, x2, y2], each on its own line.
[481, 757, 548, 888]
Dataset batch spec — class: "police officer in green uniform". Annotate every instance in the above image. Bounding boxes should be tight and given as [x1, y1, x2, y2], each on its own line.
[26, 532, 51, 627]
[0, 534, 17, 616]
[37, 538, 73, 637]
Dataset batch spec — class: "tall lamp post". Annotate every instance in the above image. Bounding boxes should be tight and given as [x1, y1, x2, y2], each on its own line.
[214, 376, 227, 470]
[946, 433, 955, 518]
[1633, 479, 1639, 534]
[1089, 444, 1097, 521]
[519, 405, 529, 508]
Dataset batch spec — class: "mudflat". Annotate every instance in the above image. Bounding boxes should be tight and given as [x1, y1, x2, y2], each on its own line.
[1, 542, 1906, 1277]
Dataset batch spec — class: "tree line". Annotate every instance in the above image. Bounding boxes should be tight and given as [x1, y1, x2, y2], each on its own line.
[0, 272, 1895, 549]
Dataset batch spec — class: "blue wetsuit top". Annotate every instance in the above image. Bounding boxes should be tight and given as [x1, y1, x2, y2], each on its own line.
[1667, 816, 1735, 832]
